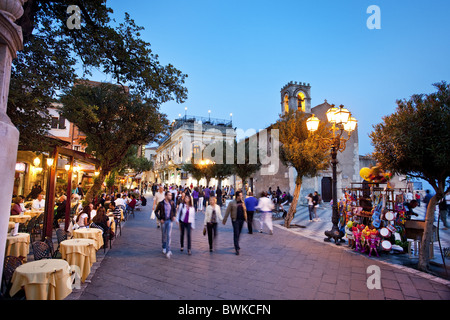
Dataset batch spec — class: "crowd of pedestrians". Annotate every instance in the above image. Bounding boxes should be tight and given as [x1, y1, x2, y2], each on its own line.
[150, 183, 292, 258]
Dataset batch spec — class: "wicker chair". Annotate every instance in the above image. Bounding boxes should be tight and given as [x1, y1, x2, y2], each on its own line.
[31, 241, 52, 261]
[25, 216, 37, 242]
[1, 256, 25, 299]
[90, 223, 112, 253]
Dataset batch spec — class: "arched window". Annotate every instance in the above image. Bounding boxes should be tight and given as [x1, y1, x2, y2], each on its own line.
[297, 92, 306, 112]
[283, 93, 289, 113]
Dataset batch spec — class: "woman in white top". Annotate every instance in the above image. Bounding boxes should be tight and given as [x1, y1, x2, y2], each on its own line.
[204, 196, 223, 252]
[76, 205, 91, 228]
[256, 192, 274, 235]
[306, 193, 314, 221]
[176, 194, 196, 255]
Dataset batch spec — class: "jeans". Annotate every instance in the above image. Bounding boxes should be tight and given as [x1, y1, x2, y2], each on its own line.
[179, 221, 192, 250]
[206, 222, 218, 250]
[193, 198, 198, 211]
[161, 220, 173, 252]
[308, 205, 314, 220]
[247, 211, 254, 233]
[232, 219, 244, 251]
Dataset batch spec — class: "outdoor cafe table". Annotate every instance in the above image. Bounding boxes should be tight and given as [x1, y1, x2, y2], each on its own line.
[9, 259, 72, 300]
[73, 228, 104, 251]
[5, 233, 30, 261]
[26, 209, 44, 218]
[9, 214, 31, 224]
[60, 239, 96, 282]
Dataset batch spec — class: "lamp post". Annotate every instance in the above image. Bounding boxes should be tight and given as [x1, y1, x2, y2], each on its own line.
[306, 104, 357, 245]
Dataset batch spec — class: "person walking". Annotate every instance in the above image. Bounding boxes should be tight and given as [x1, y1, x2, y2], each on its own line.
[198, 187, 204, 212]
[192, 187, 199, 211]
[204, 196, 223, 252]
[438, 198, 448, 229]
[152, 185, 165, 228]
[154, 191, 177, 258]
[306, 193, 314, 222]
[312, 191, 320, 221]
[256, 191, 274, 235]
[176, 194, 196, 255]
[244, 191, 258, 234]
[423, 190, 432, 210]
[223, 190, 247, 255]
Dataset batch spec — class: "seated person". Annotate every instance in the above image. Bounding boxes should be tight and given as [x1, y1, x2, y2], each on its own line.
[114, 193, 126, 210]
[108, 202, 123, 221]
[92, 207, 110, 232]
[127, 194, 137, 211]
[75, 205, 91, 228]
[32, 193, 45, 210]
[11, 196, 23, 215]
[53, 195, 67, 228]
[404, 200, 419, 220]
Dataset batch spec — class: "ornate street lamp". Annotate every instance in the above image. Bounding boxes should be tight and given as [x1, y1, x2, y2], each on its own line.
[307, 104, 357, 244]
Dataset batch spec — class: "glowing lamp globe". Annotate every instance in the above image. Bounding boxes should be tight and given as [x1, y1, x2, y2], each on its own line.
[306, 114, 320, 132]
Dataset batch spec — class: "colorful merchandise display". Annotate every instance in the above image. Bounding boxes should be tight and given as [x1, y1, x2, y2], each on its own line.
[338, 177, 410, 257]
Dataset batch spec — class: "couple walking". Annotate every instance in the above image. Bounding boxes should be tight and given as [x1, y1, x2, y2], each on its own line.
[153, 190, 249, 257]
[153, 191, 195, 258]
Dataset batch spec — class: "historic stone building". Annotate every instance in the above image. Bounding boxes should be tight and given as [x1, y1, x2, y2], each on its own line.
[154, 114, 236, 187]
[248, 81, 360, 203]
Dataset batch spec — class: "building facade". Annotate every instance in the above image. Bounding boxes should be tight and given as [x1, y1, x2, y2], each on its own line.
[250, 81, 360, 203]
[154, 115, 237, 187]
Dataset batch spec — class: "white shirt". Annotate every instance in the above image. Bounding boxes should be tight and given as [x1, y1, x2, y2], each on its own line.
[256, 197, 274, 212]
[115, 198, 125, 207]
[176, 205, 196, 228]
[153, 191, 165, 209]
[204, 204, 223, 225]
[32, 199, 45, 210]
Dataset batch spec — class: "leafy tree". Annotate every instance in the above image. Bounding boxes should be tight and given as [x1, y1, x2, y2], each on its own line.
[205, 140, 235, 189]
[233, 139, 261, 197]
[10, 1, 187, 150]
[182, 157, 205, 186]
[272, 110, 331, 228]
[370, 81, 450, 271]
[60, 82, 168, 203]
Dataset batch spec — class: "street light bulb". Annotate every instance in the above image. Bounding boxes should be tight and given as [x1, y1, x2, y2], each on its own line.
[335, 105, 351, 125]
[306, 114, 320, 132]
[343, 116, 357, 132]
[46, 158, 54, 166]
[326, 106, 339, 123]
[65, 164, 71, 171]
[33, 157, 41, 167]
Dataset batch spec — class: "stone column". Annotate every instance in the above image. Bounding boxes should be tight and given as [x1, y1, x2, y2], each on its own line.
[0, 0, 26, 282]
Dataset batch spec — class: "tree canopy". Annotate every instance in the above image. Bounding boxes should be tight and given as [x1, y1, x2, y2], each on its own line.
[272, 110, 331, 227]
[10, 0, 187, 150]
[370, 81, 450, 271]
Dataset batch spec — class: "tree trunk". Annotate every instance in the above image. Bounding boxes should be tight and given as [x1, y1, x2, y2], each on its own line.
[84, 169, 108, 204]
[418, 193, 441, 271]
[284, 177, 302, 228]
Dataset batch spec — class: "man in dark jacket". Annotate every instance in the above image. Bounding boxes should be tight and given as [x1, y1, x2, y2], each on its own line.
[223, 191, 247, 255]
[154, 191, 176, 258]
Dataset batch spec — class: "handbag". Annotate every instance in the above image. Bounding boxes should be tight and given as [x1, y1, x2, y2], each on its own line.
[150, 210, 156, 220]
[203, 226, 207, 236]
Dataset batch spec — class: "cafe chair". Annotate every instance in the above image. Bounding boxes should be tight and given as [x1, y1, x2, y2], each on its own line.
[90, 223, 112, 253]
[25, 216, 38, 242]
[31, 241, 52, 261]
[56, 229, 68, 253]
[1, 256, 25, 299]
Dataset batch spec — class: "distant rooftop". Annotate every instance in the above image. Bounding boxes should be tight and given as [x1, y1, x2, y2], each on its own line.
[157, 115, 234, 145]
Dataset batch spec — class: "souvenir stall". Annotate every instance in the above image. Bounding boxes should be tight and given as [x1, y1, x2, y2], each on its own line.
[339, 165, 410, 256]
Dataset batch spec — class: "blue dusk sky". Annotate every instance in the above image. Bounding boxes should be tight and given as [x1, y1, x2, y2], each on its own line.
[88, 0, 450, 157]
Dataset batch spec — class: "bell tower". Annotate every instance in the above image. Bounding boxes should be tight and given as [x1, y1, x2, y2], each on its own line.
[280, 81, 311, 115]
